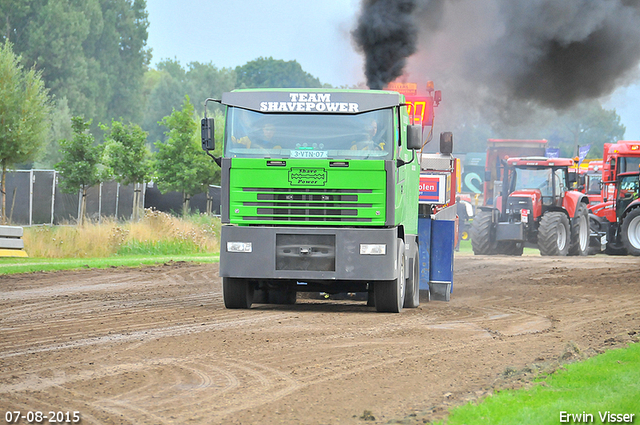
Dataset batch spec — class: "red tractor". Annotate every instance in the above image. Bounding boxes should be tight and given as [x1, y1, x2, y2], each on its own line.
[471, 157, 590, 256]
[589, 171, 640, 256]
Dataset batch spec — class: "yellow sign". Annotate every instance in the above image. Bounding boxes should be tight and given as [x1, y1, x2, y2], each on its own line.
[386, 82, 417, 96]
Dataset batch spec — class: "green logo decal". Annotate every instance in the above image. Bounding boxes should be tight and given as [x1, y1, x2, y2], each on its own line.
[288, 168, 327, 186]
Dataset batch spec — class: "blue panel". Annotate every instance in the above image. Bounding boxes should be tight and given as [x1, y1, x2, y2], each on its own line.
[430, 219, 455, 288]
[417, 217, 431, 290]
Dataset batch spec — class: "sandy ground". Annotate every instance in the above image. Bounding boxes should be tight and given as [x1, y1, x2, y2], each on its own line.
[1, 254, 639, 424]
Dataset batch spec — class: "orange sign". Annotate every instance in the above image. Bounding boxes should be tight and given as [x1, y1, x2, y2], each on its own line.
[386, 82, 417, 96]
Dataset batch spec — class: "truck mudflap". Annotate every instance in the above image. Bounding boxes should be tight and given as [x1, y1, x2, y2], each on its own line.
[220, 225, 399, 281]
[418, 207, 455, 302]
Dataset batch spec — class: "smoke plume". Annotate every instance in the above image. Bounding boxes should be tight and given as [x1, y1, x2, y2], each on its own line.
[353, 0, 640, 111]
[352, 0, 419, 90]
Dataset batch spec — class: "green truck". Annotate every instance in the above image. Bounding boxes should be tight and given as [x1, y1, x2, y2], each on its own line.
[201, 89, 436, 313]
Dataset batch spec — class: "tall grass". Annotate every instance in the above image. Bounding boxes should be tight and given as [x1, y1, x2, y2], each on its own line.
[22, 209, 221, 258]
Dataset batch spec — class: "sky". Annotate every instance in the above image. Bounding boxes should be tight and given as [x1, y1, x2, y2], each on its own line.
[146, 0, 640, 141]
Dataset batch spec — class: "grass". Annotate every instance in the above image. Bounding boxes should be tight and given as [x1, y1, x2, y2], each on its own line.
[436, 342, 640, 425]
[1, 209, 221, 275]
[0, 254, 219, 274]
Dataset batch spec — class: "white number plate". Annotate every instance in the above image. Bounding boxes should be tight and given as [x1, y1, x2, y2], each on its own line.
[290, 150, 328, 159]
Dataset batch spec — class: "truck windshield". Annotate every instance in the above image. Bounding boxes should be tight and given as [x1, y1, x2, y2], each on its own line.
[224, 107, 394, 160]
[513, 168, 553, 197]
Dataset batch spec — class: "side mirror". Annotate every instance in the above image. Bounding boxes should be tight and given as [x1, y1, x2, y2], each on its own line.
[201, 117, 215, 151]
[439, 132, 453, 155]
[407, 125, 423, 150]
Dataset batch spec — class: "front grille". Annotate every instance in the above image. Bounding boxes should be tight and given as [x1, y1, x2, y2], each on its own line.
[236, 187, 379, 224]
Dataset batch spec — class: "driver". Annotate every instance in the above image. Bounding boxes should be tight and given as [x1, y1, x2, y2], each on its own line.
[232, 122, 281, 149]
[351, 118, 385, 151]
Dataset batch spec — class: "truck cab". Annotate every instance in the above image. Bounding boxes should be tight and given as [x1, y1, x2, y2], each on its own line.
[202, 89, 426, 312]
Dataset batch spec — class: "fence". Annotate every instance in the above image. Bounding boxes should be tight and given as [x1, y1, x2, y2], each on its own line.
[2, 170, 221, 226]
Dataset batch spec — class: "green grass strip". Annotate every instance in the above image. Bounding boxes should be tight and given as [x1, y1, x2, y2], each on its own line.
[439, 342, 640, 425]
[0, 254, 219, 275]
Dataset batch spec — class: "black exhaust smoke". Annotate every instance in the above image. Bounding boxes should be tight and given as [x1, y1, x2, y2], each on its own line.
[351, 0, 419, 90]
[353, 0, 640, 111]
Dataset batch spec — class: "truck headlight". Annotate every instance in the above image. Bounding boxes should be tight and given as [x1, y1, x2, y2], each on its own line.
[227, 242, 252, 253]
[360, 244, 386, 255]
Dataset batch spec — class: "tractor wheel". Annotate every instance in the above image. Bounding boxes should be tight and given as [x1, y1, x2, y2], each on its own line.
[403, 252, 420, 308]
[621, 208, 640, 256]
[223, 277, 254, 309]
[470, 210, 497, 255]
[375, 239, 406, 313]
[538, 212, 570, 256]
[497, 241, 524, 256]
[568, 203, 589, 256]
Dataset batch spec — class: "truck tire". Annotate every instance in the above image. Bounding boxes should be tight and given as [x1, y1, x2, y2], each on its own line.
[538, 212, 570, 256]
[568, 203, 589, 256]
[223, 277, 254, 309]
[621, 208, 640, 256]
[375, 239, 406, 313]
[403, 252, 420, 308]
[471, 210, 497, 255]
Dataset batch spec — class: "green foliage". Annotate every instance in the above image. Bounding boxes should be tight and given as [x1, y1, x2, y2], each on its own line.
[235, 56, 325, 88]
[35, 97, 73, 169]
[101, 120, 150, 185]
[440, 342, 640, 425]
[116, 239, 203, 256]
[153, 96, 218, 213]
[2, 0, 150, 134]
[142, 59, 235, 145]
[0, 254, 218, 275]
[56, 117, 104, 193]
[0, 41, 52, 222]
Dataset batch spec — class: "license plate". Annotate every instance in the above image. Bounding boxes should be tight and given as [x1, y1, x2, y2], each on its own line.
[290, 150, 328, 159]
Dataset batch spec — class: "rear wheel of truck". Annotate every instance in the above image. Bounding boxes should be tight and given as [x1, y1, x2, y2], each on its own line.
[538, 212, 570, 256]
[375, 239, 406, 313]
[223, 277, 254, 309]
[403, 252, 420, 309]
[471, 210, 497, 255]
[621, 208, 640, 256]
[569, 203, 589, 256]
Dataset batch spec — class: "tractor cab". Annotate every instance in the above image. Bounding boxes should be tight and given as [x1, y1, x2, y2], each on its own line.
[498, 157, 577, 221]
[616, 172, 640, 219]
[472, 156, 589, 257]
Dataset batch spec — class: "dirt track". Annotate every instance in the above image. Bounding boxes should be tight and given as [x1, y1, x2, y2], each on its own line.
[1, 254, 639, 425]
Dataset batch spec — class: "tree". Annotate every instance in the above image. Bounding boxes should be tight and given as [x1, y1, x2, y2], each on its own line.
[153, 96, 217, 215]
[56, 117, 105, 225]
[3, 0, 150, 138]
[34, 96, 73, 169]
[142, 60, 236, 146]
[0, 41, 51, 224]
[101, 120, 151, 220]
[235, 57, 326, 88]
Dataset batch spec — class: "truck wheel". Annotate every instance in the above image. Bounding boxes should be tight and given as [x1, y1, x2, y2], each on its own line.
[403, 252, 420, 308]
[223, 277, 254, 309]
[375, 239, 406, 313]
[621, 208, 640, 256]
[569, 203, 589, 256]
[538, 212, 570, 256]
[470, 210, 497, 255]
[268, 287, 297, 305]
